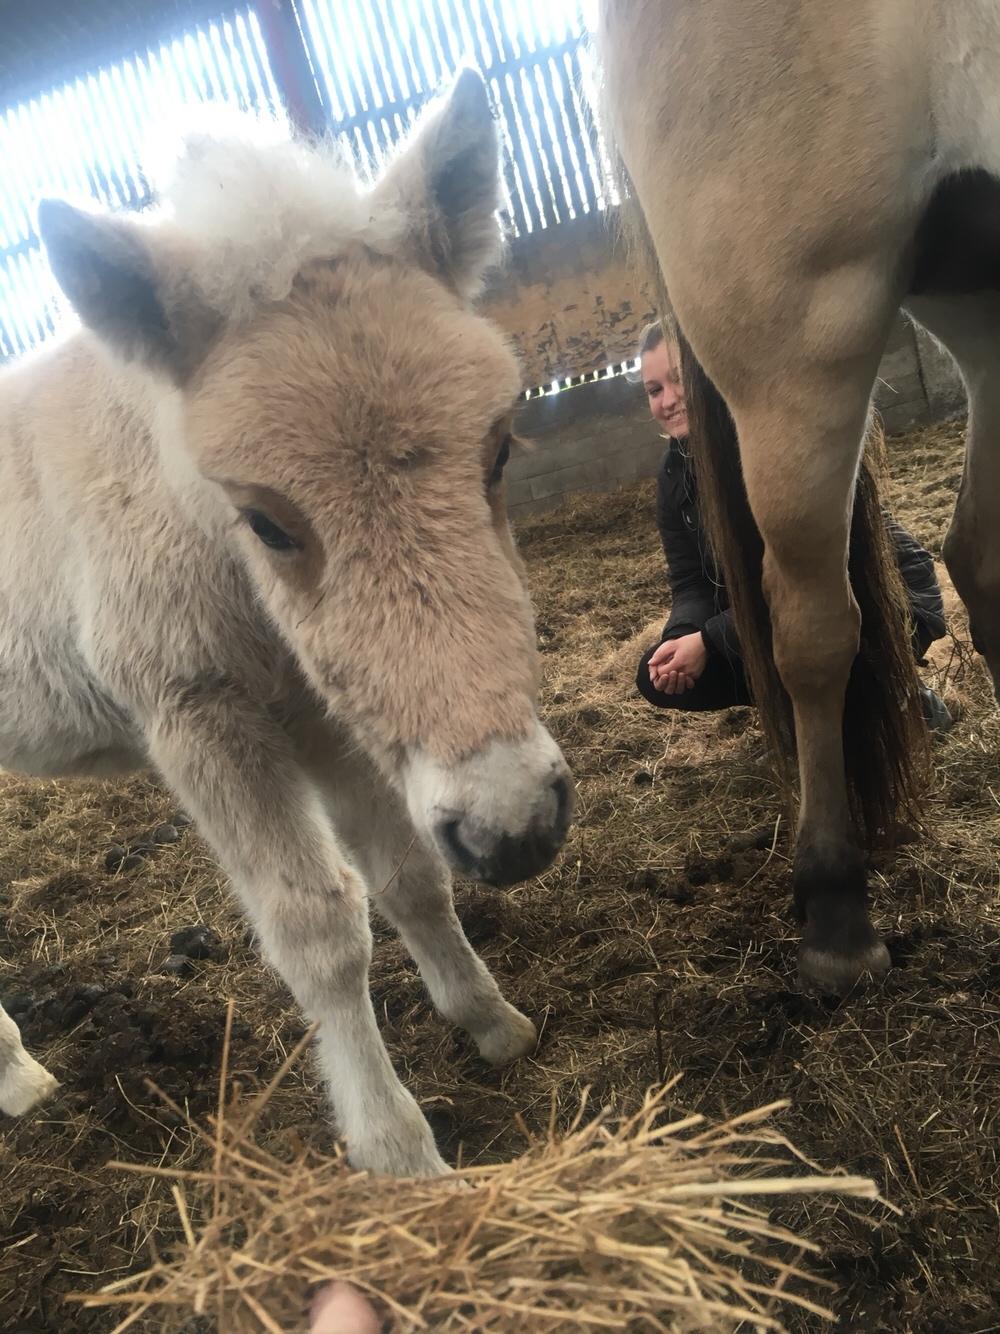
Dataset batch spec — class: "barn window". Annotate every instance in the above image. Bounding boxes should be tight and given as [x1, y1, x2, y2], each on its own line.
[1, 0, 608, 363]
[0, 8, 281, 360]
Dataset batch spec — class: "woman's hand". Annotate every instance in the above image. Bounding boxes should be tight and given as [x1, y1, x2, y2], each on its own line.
[648, 632, 707, 695]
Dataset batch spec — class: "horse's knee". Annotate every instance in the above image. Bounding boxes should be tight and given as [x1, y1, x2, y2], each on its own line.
[256, 875, 374, 1019]
[763, 557, 860, 700]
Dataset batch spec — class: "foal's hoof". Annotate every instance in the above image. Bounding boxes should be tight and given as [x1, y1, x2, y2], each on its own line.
[342, 1082, 452, 1178]
[797, 937, 891, 997]
[0, 1054, 59, 1117]
[475, 1004, 538, 1067]
[349, 1126, 451, 1179]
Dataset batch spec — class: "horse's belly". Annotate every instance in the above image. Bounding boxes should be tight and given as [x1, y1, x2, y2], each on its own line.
[931, 1, 1000, 177]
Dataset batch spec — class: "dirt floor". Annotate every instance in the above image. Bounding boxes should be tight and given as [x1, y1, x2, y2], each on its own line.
[2, 416, 999, 1333]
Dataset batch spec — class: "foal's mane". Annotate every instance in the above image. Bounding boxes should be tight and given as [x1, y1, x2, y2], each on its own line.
[149, 111, 408, 325]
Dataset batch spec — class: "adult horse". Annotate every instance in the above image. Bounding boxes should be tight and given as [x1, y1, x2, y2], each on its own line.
[599, 1, 999, 993]
[0, 71, 573, 1176]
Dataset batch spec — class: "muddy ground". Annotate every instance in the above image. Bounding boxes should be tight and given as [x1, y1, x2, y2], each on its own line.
[1, 417, 998, 1332]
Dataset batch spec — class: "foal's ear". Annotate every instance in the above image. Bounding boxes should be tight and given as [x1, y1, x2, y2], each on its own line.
[38, 199, 221, 382]
[375, 68, 503, 300]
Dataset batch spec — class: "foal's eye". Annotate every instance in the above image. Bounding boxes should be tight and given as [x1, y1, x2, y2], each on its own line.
[489, 434, 513, 488]
[242, 509, 300, 552]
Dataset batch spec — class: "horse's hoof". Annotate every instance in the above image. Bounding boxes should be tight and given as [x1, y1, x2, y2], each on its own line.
[349, 1134, 452, 1179]
[0, 1055, 59, 1117]
[474, 1004, 537, 1066]
[346, 1095, 451, 1179]
[796, 937, 891, 997]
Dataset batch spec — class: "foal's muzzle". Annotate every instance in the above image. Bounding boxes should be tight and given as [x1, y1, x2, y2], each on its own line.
[437, 773, 572, 885]
[404, 728, 574, 886]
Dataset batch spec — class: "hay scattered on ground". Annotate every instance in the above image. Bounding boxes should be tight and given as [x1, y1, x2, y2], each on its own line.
[3, 417, 999, 1332]
[78, 1031, 881, 1334]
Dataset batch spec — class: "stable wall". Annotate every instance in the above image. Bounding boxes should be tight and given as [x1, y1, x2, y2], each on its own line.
[492, 244, 966, 519]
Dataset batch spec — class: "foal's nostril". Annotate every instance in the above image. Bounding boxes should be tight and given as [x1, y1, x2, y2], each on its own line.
[439, 819, 479, 875]
[551, 775, 572, 831]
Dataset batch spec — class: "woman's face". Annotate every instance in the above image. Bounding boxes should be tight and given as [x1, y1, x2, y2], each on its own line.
[641, 339, 688, 438]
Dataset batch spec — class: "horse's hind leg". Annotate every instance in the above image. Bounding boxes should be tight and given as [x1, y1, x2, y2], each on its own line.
[907, 293, 1000, 692]
[0, 1004, 58, 1116]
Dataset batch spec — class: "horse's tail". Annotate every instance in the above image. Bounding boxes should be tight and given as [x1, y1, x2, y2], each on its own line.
[677, 333, 930, 849]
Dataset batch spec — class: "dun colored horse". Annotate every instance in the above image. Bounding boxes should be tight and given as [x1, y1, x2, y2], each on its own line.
[599, 0, 1000, 993]
[0, 72, 572, 1175]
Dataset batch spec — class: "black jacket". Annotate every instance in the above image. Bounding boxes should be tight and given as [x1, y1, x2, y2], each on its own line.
[656, 438, 947, 665]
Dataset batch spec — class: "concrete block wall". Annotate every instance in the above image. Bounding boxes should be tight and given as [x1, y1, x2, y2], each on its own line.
[507, 314, 966, 519]
[506, 372, 662, 516]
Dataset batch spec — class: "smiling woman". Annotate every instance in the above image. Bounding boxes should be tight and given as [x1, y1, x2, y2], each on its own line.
[631, 319, 952, 728]
[637, 320, 687, 439]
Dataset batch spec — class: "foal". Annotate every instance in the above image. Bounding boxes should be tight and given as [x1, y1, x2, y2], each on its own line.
[0, 72, 573, 1175]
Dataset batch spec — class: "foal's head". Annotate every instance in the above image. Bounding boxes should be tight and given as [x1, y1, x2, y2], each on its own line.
[39, 72, 573, 886]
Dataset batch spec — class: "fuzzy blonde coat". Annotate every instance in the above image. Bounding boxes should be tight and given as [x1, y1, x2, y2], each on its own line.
[0, 71, 572, 1177]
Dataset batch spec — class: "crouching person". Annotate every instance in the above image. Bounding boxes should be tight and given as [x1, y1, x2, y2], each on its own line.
[632, 322, 951, 732]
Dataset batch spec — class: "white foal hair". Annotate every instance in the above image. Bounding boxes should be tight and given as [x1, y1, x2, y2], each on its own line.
[131, 80, 503, 334]
[145, 108, 404, 328]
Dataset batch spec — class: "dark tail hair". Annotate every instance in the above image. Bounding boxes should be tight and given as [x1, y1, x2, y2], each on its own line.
[677, 335, 930, 849]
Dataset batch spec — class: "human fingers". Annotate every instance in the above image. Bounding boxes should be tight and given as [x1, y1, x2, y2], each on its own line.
[648, 641, 677, 670]
[310, 1282, 382, 1334]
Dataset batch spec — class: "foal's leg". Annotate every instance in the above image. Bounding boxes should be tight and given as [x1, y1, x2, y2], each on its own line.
[0, 1004, 58, 1116]
[304, 741, 537, 1065]
[908, 293, 1000, 693]
[147, 686, 447, 1176]
[365, 836, 537, 1065]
